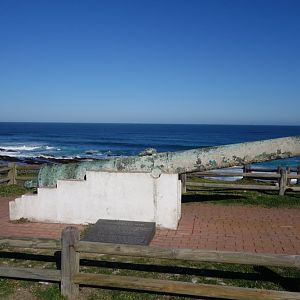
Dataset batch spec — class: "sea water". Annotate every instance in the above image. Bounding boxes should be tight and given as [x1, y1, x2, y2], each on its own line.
[0, 122, 299, 168]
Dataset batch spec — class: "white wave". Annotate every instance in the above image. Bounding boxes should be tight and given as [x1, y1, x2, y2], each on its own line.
[39, 155, 82, 160]
[0, 151, 23, 157]
[85, 149, 99, 154]
[38, 155, 55, 159]
[0, 145, 41, 151]
[0, 144, 59, 152]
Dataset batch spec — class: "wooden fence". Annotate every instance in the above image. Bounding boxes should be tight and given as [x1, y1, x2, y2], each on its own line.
[0, 227, 300, 299]
[0, 163, 41, 185]
[181, 165, 300, 196]
[1, 163, 300, 197]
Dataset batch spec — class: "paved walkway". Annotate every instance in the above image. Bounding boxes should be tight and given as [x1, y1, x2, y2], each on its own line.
[152, 203, 300, 254]
[1, 197, 300, 254]
[0, 197, 82, 239]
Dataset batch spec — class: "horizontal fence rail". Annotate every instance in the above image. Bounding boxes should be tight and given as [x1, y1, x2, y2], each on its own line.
[1, 227, 300, 299]
[0, 236, 61, 250]
[73, 273, 300, 300]
[0, 267, 61, 282]
[0, 166, 10, 174]
[76, 241, 300, 268]
[0, 163, 41, 186]
[189, 171, 281, 178]
[0, 178, 10, 184]
[186, 181, 280, 191]
[183, 165, 300, 196]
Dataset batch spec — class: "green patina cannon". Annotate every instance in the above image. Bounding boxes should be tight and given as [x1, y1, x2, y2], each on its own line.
[12, 135, 300, 229]
[38, 136, 300, 187]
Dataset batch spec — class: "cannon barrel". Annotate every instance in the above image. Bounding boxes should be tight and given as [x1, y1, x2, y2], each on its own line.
[38, 136, 300, 187]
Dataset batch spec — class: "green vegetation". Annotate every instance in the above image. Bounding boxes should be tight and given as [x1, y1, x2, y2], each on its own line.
[81, 223, 94, 239]
[0, 185, 30, 197]
[0, 278, 15, 298]
[0, 279, 65, 300]
[10, 217, 31, 224]
[33, 284, 66, 300]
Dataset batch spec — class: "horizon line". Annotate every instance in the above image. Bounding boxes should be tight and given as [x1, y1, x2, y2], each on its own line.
[0, 121, 300, 127]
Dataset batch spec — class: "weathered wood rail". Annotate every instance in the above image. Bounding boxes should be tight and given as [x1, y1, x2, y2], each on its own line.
[1, 227, 300, 299]
[1, 163, 300, 197]
[0, 163, 41, 185]
[183, 165, 300, 196]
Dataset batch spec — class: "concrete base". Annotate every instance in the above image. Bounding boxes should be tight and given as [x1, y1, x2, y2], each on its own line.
[9, 171, 181, 229]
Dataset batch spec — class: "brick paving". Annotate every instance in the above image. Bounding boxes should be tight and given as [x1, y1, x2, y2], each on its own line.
[1, 197, 300, 254]
[152, 203, 300, 254]
[0, 197, 82, 239]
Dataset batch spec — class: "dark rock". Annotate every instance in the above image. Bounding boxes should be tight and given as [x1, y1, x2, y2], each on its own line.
[85, 150, 99, 155]
[139, 148, 157, 156]
[0, 148, 17, 153]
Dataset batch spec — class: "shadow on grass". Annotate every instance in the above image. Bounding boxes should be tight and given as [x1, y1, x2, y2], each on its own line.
[0, 251, 57, 263]
[79, 259, 300, 292]
[0, 251, 299, 292]
[182, 192, 246, 203]
[254, 266, 300, 292]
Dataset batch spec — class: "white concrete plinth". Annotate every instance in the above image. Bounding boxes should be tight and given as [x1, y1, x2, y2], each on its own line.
[9, 171, 181, 229]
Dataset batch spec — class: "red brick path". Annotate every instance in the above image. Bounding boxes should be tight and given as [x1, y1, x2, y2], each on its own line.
[1, 197, 300, 254]
[152, 203, 300, 254]
[0, 197, 82, 239]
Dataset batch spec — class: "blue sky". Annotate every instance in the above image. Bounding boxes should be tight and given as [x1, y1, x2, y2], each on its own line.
[0, 0, 299, 125]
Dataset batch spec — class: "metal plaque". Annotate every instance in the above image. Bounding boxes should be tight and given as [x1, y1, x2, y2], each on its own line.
[81, 219, 156, 245]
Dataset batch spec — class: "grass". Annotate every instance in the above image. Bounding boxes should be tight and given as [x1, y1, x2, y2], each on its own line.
[0, 279, 65, 300]
[32, 284, 66, 300]
[0, 278, 15, 298]
[81, 223, 94, 239]
[10, 217, 31, 224]
[0, 185, 30, 197]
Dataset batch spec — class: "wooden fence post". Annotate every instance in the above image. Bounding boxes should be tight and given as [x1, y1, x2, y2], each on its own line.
[7, 163, 17, 185]
[180, 173, 187, 194]
[286, 166, 291, 186]
[61, 227, 80, 300]
[243, 164, 251, 173]
[297, 166, 300, 185]
[243, 164, 251, 180]
[279, 168, 287, 196]
[277, 166, 281, 186]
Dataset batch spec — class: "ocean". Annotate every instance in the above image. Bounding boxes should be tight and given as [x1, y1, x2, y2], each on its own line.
[0, 122, 300, 168]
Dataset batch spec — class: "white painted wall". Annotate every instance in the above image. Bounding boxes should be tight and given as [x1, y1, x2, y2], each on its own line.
[9, 171, 181, 229]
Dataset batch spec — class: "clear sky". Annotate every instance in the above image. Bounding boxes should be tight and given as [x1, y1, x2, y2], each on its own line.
[0, 0, 299, 125]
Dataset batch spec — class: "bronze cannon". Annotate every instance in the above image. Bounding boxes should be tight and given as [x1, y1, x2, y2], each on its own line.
[38, 136, 300, 187]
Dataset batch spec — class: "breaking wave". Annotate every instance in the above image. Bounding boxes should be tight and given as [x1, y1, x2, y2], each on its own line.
[0, 145, 42, 151]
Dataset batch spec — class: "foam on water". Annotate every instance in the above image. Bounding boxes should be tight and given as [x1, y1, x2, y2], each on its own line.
[0, 145, 41, 151]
